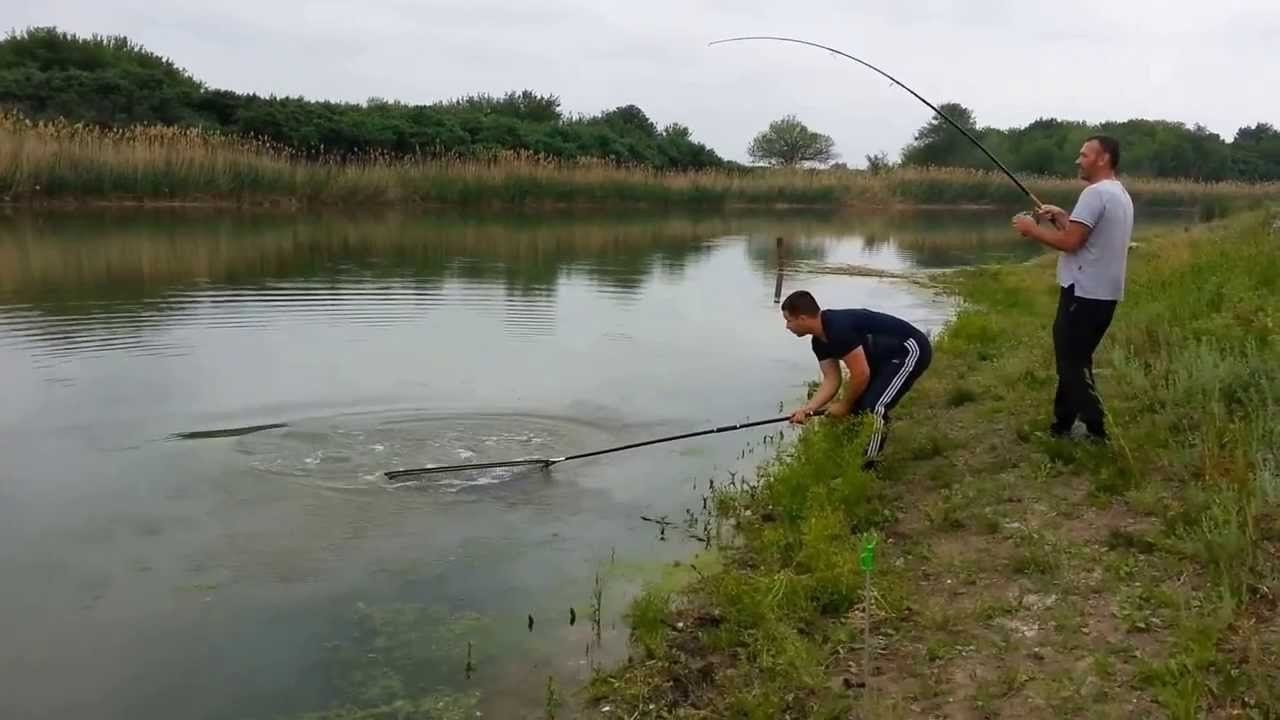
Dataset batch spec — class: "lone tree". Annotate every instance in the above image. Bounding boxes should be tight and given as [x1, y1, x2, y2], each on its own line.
[864, 151, 892, 174]
[901, 102, 984, 168]
[748, 115, 839, 167]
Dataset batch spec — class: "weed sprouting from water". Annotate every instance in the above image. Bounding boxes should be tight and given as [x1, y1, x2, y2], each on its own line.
[591, 571, 604, 647]
[543, 674, 561, 720]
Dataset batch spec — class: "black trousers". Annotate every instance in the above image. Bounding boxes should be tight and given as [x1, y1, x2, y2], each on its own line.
[1052, 284, 1117, 436]
[853, 336, 932, 461]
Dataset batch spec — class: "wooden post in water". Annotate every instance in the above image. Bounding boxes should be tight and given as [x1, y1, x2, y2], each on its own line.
[773, 236, 786, 304]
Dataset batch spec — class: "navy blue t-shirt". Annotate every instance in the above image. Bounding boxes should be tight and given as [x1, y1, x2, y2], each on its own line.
[811, 308, 926, 364]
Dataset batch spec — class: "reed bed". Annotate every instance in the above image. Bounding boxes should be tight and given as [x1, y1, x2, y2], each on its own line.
[3, 114, 1276, 210]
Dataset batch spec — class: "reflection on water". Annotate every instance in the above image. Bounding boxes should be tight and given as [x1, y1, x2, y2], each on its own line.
[0, 208, 1053, 363]
[0, 207, 1185, 719]
[0, 208, 1045, 296]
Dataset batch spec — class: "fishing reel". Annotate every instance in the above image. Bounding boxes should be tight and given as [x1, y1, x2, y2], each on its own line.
[1015, 208, 1059, 229]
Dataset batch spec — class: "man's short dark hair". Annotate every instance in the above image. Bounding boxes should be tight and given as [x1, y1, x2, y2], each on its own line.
[781, 290, 820, 317]
[1086, 134, 1121, 169]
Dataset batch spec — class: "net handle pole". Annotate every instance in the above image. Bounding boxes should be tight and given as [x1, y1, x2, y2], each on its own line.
[383, 409, 824, 481]
[552, 410, 824, 464]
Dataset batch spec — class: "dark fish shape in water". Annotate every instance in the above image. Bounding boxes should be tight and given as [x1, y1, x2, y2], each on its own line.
[168, 422, 288, 440]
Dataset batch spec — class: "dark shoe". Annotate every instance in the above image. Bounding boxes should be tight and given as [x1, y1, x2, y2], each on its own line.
[1085, 428, 1109, 444]
[861, 459, 879, 473]
[1049, 422, 1074, 439]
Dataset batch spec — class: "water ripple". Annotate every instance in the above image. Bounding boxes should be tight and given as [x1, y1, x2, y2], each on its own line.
[234, 411, 615, 492]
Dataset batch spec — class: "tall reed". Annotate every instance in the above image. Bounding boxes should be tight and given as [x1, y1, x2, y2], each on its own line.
[2, 114, 1276, 209]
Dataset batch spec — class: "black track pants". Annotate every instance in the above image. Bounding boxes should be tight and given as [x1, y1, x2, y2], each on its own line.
[853, 336, 932, 462]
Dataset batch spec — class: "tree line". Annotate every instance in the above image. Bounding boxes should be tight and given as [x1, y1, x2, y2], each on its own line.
[0, 27, 723, 169]
[3, 27, 1277, 181]
[898, 102, 1280, 182]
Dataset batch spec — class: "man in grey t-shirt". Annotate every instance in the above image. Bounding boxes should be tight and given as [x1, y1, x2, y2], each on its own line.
[1013, 135, 1133, 441]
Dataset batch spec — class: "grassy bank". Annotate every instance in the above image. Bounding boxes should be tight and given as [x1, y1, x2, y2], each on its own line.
[2, 115, 1277, 211]
[589, 210, 1279, 718]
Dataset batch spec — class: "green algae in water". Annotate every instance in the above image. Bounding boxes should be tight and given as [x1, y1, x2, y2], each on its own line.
[289, 692, 480, 720]
[293, 602, 489, 719]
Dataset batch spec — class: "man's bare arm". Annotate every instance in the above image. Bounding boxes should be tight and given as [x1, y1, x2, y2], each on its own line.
[828, 346, 871, 416]
[790, 359, 841, 423]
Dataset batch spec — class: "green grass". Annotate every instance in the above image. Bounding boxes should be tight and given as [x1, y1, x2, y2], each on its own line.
[1008, 531, 1066, 580]
[590, 208, 1280, 718]
[587, 419, 891, 718]
[944, 385, 979, 407]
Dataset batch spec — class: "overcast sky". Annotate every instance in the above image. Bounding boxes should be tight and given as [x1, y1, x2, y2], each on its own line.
[10, 0, 1278, 165]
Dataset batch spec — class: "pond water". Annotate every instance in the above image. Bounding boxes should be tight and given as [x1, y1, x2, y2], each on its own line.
[0, 207, 1182, 718]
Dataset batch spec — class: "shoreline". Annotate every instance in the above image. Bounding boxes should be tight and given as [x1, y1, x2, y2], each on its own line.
[0, 197, 1205, 214]
[586, 209, 1279, 717]
[0, 197, 969, 211]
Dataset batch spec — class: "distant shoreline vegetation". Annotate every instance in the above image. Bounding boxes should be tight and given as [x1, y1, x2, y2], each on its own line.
[1, 26, 1278, 211]
[2, 113, 1276, 212]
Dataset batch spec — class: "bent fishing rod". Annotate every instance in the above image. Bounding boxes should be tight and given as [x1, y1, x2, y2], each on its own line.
[383, 410, 824, 481]
[709, 35, 1044, 209]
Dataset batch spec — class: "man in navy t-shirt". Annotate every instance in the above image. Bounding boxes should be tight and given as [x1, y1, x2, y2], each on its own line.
[782, 290, 933, 468]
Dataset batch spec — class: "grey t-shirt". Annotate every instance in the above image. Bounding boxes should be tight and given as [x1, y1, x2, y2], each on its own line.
[1058, 178, 1134, 301]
